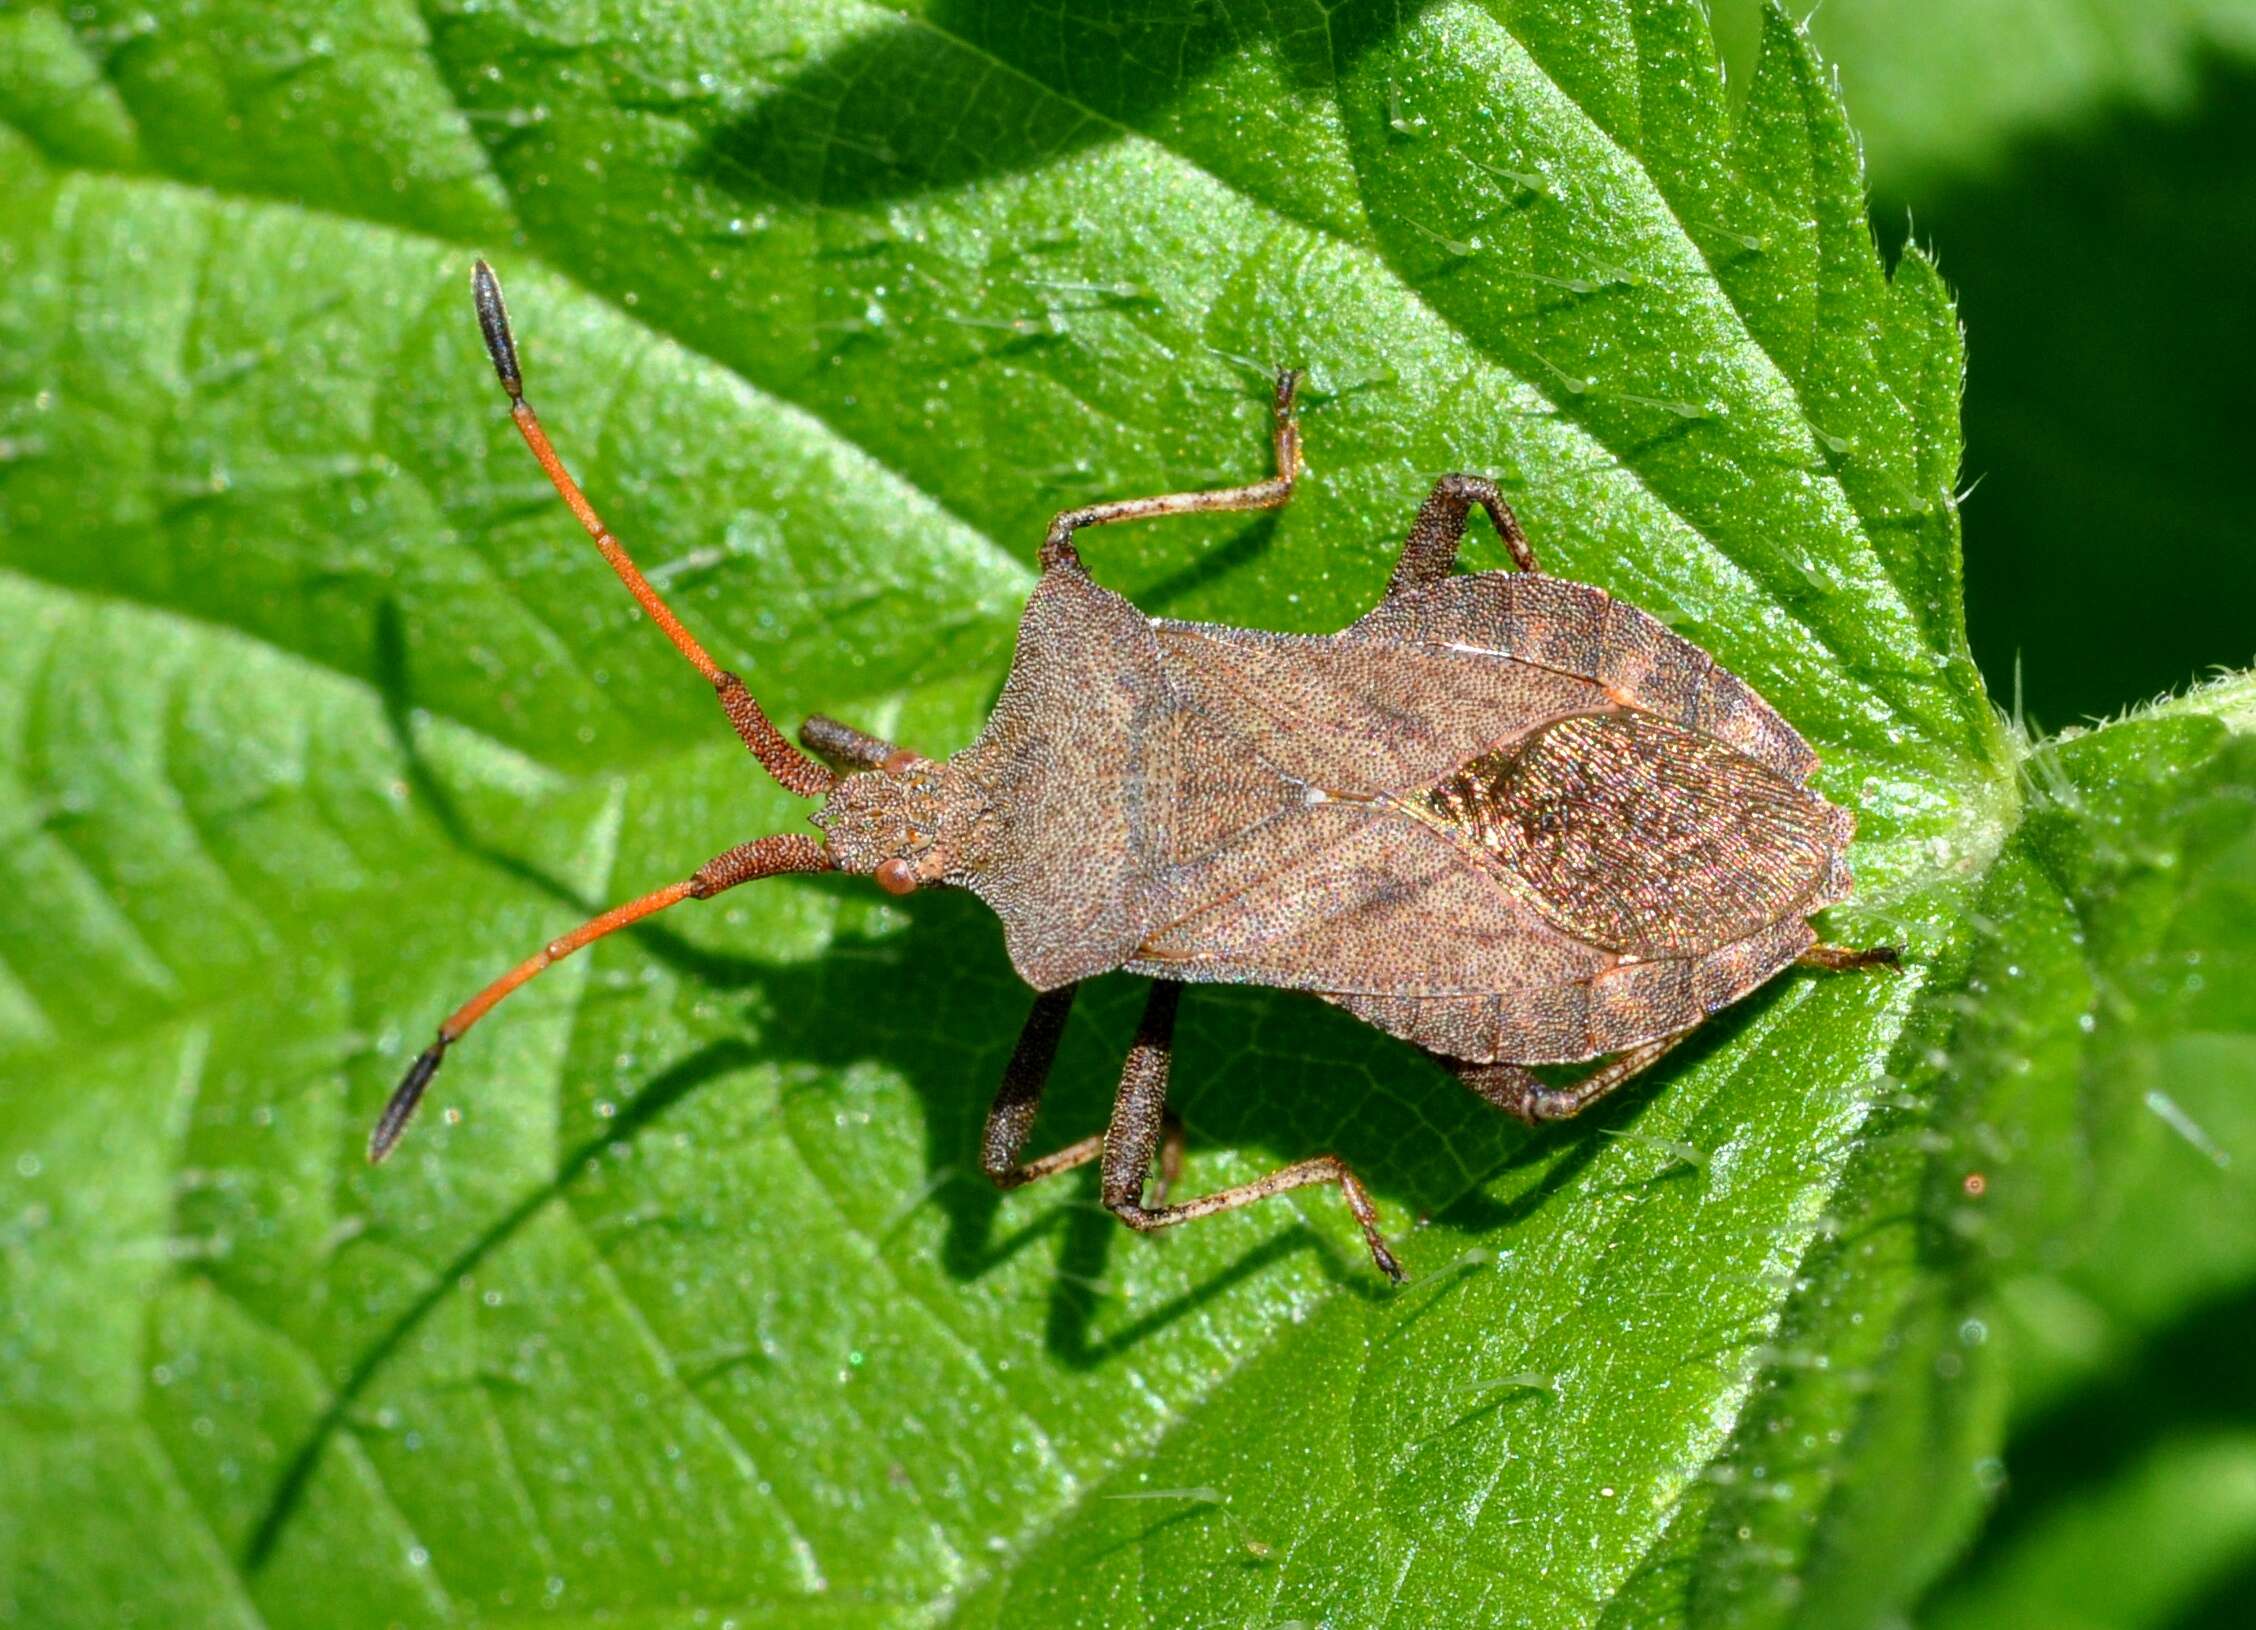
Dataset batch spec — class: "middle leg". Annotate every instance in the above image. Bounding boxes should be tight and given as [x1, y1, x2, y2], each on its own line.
[981, 983, 1185, 1196]
[1100, 981, 1404, 1281]
[1038, 370, 1303, 573]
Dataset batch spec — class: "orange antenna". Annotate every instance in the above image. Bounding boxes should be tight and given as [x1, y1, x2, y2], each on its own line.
[470, 260, 834, 799]
[370, 833, 832, 1162]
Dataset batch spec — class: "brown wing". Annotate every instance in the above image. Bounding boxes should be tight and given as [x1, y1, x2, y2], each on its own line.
[1127, 797, 1599, 982]
[1121, 600, 1853, 1063]
[1327, 912, 1821, 1064]
[1147, 618, 1611, 796]
[1117, 759, 1830, 1065]
[1125, 614, 1619, 1036]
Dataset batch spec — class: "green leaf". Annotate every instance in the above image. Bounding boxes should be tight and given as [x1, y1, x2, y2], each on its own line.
[1624, 699, 2256, 1630]
[1718, 0, 2256, 725]
[1719, 0, 2256, 198]
[1899, 684, 2256, 1629]
[0, 4, 2245, 1628]
[1923, 1430, 2256, 1630]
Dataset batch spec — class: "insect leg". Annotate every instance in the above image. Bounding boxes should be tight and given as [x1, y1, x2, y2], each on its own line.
[980, 985, 1189, 1193]
[798, 713, 903, 772]
[1384, 474, 1540, 600]
[1100, 981, 1405, 1281]
[982, 985, 1104, 1187]
[1449, 1030, 1690, 1125]
[1798, 943, 1902, 972]
[1037, 370, 1302, 573]
[469, 261, 832, 799]
[368, 832, 833, 1162]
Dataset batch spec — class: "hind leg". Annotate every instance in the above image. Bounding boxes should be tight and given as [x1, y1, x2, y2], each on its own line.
[1385, 474, 1538, 599]
[1448, 1032, 1690, 1125]
[1099, 982, 1403, 1280]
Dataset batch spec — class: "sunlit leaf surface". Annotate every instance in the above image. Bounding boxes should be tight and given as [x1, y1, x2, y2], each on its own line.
[1, 3, 2248, 1626]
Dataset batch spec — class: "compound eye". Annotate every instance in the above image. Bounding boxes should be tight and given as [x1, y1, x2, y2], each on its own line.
[874, 857, 918, 896]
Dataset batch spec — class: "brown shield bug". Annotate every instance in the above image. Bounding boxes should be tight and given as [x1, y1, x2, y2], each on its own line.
[369, 261, 1897, 1281]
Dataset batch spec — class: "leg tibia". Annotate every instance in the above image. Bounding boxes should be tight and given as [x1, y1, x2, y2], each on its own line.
[1039, 370, 1303, 574]
[981, 985, 1096, 1190]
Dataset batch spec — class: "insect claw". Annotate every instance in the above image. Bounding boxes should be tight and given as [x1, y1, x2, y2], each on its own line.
[1369, 1234, 1407, 1284]
[369, 1039, 449, 1163]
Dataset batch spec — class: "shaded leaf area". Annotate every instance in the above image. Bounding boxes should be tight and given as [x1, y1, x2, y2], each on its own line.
[1769, 0, 2256, 199]
[1712, 0, 2256, 727]
[1928, 1431, 2256, 1630]
[1877, 39, 2256, 730]
[0, 2, 2243, 1627]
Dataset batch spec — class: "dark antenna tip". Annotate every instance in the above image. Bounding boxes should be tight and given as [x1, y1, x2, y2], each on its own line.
[368, 1040, 449, 1164]
[469, 259, 523, 400]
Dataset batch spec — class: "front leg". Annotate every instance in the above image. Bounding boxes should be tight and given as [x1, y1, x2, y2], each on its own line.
[1100, 981, 1404, 1281]
[798, 713, 903, 773]
[982, 985, 1100, 1189]
[1385, 474, 1539, 600]
[1039, 370, 1303, 574]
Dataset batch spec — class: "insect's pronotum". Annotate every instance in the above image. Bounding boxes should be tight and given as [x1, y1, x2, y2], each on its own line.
[370, 262, 1896, 1280]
